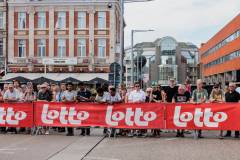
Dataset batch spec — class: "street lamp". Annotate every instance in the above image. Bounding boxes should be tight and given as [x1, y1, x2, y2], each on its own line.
[119, 0, 154, 86]
[130, 29, 154, 85]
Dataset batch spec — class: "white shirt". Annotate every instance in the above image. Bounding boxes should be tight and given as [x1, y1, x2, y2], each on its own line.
[61, 90, 76, 101]
[106, 92, 122, 103]
[3, 89, 20, 101]
[128, 90, 146, 103]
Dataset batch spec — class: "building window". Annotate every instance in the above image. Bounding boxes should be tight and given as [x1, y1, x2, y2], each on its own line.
[0, 12, 3, 29]
[56, 12, 66, 29]
[18, 12, 26, 29]
[78, 12, 86, 29]
[77, 39, 86, 57]
[98, 39, 106, 57]
[98, 12, 106, 29]
[0, 39, 3, 57]
[58, 39, 66, 57]
[37, 12, 46, 29]
[18, 40, 26, 57]
[37, 39, 46, 57]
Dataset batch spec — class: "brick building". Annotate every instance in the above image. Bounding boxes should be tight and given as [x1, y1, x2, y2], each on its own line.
[4, 0, 121, 81]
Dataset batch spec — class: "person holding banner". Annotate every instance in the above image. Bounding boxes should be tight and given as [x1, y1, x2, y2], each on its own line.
[128, 82, 146, 137]
[191, 79, 208, 139]
[164, 78, 178, 103]
[61, 82, 77, 136]
[209, 84, 225, 139]
[224, 82, 240, 138]
[77, 82, 92, 136]
[172, 84, 191, 137]
[106, 87, 122, 137]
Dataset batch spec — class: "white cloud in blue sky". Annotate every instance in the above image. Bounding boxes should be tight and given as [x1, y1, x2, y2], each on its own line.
[124, 0, 240, 47]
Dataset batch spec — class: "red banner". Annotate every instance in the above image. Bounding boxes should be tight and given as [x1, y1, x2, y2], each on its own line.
[34, 102, 165, 129]
[165, 103, 240, 130]
[0, 103, 33, 127]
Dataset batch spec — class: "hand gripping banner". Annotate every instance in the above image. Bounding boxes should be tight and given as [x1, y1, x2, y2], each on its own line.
[34, 102, 165, 129]
[165, 103, 240, 130]
[0, 102, 33, 127]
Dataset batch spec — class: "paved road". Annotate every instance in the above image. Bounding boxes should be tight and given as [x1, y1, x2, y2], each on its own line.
[0, 129, 239, 160]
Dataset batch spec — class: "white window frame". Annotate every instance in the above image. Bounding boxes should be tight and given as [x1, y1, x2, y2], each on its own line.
[98, 12, 106, 29]
[37, 12, 46, 29]
[58, 39, 66, 57]
[0, 12, 4, 29]
[98, 39, 106, 58]
[18, 12, 26, 29]
[78, 12, 86, 29]
[56, 12, 66, 29]
[37, 39, 46, 57]
[18, 40, 26, 57]
[77, 39, 86, 57]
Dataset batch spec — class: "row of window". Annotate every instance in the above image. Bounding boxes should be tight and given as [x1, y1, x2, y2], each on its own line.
[204, 49, 240, 69]
[201, 30, 240, 58]
[17, 39, 107, 58]
[18, 11, 107, 30]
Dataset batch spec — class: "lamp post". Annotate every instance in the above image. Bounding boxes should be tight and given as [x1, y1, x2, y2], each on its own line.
[130, 29, 154, 85]
[119, 0, 154, 85]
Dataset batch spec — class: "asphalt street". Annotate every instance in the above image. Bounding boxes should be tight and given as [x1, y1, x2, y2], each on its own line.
[0, 129, 239, 160]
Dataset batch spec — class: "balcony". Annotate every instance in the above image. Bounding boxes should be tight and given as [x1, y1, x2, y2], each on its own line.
[94, 57, 110, 65]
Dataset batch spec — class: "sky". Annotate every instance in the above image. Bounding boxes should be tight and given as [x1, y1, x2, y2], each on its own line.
[124, 0, 240, 48]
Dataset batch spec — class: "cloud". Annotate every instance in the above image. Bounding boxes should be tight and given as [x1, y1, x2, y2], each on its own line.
[124, 0, 240, 47]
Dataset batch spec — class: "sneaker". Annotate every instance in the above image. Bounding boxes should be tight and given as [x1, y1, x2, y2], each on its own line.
[45, 130, 49, 135]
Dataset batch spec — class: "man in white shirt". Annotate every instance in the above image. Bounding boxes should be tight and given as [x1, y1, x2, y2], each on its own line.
[3, 83, 20, 102]
[128, 82, 146, 103]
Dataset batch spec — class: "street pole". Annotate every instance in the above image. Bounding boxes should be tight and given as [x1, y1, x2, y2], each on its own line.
[131, 30, 134, 85]
[119, 0, 124, 86]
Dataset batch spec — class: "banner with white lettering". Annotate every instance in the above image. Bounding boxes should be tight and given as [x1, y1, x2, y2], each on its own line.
[165, 103, 240, 130]
[34, 102, 165, 129]
[0, 103, 33, 127]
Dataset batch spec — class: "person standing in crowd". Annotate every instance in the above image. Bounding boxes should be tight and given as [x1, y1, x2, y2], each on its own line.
[209, 84, 225, 139]
[95, 88, 107, 103]
[37, 83, 52, 135]
[128, 82, 146, 137]
[52, 84, 60, 102]
[164, 78, 178, 103]
[13, 80, 22, 92]
[185, 78, 192, 94]
[61, 82, 77, 136]
[3, 83, 21, 134]
[106, 87, 122, 137]
[224, 82, 240, 138]
[191, 79, 208, 139]
[77, 82, 92, 136]
[19, 84, 27, 101]
[1, 83, 9, 96]
[152, 85, 166, 103]
[172, 84, 191, 137]
[145, 88, 153, 103]
[23, 86, 36, 102]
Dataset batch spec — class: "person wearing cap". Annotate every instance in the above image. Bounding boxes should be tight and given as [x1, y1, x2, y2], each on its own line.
[164, 78, 178, 103]
[37, 83, 52, 102]
[77, 82, 92, 136]
[3, 83, 20, 134]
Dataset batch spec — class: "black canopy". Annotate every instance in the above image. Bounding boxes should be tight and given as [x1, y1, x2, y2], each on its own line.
[88, 77, 108, 84]
[61, 77, 81, 84]
[32, 77, 57, 84]
[6, 76, 31, 83]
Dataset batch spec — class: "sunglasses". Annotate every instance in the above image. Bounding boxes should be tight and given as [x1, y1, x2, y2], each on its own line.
[135, 85, 140, 87]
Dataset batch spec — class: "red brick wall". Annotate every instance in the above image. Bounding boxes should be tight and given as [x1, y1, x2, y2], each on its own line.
[14, 12, 18, 29]
[94, 39, 98, 56]
[14, 40, 18, 57]
[34, 39, 38, 57]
